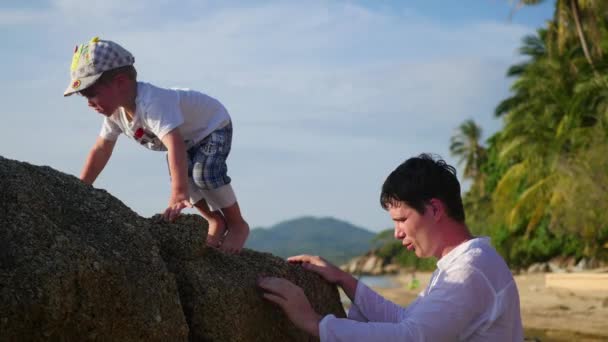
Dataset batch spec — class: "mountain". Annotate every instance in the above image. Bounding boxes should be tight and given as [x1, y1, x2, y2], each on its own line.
[245, 216, 376, 265]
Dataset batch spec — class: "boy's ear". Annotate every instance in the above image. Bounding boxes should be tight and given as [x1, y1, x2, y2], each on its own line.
[113, 73, 129, 84]
[113, 73, 132, 90]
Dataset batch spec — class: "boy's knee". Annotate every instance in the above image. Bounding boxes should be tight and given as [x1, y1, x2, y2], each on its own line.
[201, 184, 237, 211]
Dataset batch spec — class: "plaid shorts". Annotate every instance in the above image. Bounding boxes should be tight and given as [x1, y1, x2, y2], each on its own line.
[188, 123, 233, 190]
[167, 123, 233, 191]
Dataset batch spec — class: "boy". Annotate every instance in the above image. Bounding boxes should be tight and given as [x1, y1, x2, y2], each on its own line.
[64, 37, 249, 253]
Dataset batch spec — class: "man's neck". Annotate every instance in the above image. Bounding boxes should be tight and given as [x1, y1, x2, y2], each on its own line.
[438, 222, 473, 259]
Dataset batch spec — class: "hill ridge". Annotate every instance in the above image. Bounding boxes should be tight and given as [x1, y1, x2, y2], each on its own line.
[246, 216, 375, 265]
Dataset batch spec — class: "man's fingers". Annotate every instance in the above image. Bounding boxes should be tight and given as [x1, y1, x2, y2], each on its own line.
[287, 255, 316, 264]
[258, 277, 296, 298]
[301, 262, 323, 273]
[262, 292, 286, 307]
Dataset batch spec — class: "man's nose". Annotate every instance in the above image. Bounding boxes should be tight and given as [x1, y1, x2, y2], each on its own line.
[394, 228, 405, 240]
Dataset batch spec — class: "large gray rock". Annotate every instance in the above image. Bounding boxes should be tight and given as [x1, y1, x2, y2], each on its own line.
[0, 156, 345, 341]
[149, 215, 346, 341]
[0, 156, 189, 341]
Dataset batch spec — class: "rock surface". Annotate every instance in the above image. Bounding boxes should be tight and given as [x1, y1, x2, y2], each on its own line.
[0, 156, 345, 341]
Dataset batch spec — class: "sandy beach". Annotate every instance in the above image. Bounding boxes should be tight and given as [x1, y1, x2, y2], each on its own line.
[355, 272, 608, 341]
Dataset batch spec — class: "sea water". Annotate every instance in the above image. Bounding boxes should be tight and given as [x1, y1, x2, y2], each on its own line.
[357, 275, 400, 288]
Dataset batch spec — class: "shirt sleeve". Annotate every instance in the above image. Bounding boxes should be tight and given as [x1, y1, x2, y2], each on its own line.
[99, 117, 122, 141]
[351, 281, 410, 322]
[320, 267, 493, 342]
[346, 303, 368, 322]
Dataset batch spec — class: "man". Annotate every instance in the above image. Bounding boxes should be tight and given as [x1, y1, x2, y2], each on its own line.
[258, 154, 523, 341]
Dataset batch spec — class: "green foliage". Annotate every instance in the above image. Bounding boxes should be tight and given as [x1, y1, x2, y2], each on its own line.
[373, 229, 436, 271]
[506, 222, 584, 268]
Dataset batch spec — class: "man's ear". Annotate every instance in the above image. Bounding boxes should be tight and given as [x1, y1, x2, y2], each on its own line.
[428, 198, 444, 220]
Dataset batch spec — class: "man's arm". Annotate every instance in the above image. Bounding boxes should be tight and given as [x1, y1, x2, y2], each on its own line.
[319, 267, 492, 341]
[80, 137, 117, 185]
[260, 267, 492, 341]
[161, 128, 192, 220]
[286, 255, 408, 323]
[258, 277, 418, 341]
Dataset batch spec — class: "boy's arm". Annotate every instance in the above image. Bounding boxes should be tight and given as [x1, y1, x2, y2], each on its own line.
[80, 137, 117, 185]
[161, 128, 192, 221]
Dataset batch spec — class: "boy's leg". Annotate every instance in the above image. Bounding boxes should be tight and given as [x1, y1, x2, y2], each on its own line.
[201, 185, 249, 253]
[217, 201, 249, 254]
[192, 122, 250, 252]
[192, 198, 226, 248]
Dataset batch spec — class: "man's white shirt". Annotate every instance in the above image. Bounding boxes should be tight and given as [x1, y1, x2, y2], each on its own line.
[320, 237, 523, 342]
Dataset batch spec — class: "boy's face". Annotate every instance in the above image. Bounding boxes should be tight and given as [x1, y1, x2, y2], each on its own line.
[389, 201, 440, 259]
[80, 79, 121, 116]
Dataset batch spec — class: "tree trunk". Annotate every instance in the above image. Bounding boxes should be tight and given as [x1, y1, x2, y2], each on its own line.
[570, 0, 599, 77]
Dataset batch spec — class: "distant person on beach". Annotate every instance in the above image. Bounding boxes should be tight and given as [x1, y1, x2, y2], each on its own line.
[258, 154, 523, 341]
[64, 37, 249, 253]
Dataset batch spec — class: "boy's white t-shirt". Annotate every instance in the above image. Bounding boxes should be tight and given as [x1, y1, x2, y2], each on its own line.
[99, 82, 230, 150]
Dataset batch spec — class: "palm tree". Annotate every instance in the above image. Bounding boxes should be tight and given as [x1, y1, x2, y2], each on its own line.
[488, 27, 590, 235]
[517, 0, 607, 76]
[463, 0, 608, 262]
[450, 119, 486, 180]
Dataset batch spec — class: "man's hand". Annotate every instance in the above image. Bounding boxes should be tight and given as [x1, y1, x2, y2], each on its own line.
[257, 277, 321, 337]
[287, 255, 358, 300]
[287, 255, 345, 284]
[163, 193, 192, 221]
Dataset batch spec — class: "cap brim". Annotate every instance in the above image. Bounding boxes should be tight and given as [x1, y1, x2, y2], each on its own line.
[63, 73, 103, 97]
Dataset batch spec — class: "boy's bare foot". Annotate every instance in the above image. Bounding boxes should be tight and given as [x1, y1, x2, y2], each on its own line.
[206, 218, 226, 248]
[219, 222, 250, 254]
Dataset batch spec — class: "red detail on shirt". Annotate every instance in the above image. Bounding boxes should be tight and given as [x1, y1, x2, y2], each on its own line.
[134, 128, 144, 139]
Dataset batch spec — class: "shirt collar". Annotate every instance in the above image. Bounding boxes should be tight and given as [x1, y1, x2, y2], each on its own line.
[436, 236, 490, 270]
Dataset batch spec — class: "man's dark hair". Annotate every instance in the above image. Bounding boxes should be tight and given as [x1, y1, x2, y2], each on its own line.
[380, 153, 465, 222]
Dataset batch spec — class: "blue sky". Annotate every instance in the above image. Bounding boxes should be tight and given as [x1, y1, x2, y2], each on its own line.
[0, 0, 554, 232]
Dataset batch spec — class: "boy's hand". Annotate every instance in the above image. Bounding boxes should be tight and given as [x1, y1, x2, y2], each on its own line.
[161, 128, 192, 222]
[163, 193, 192, 221]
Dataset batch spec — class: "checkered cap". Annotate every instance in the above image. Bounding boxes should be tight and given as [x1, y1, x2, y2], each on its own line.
[63, 37, 135, 96]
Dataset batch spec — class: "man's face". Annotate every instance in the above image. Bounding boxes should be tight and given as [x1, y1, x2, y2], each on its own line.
[389, 201, 438, 258]
[80, 79, 120, 116]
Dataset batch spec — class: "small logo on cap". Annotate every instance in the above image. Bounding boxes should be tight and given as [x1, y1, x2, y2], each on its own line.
[72, 80, 81, 89]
